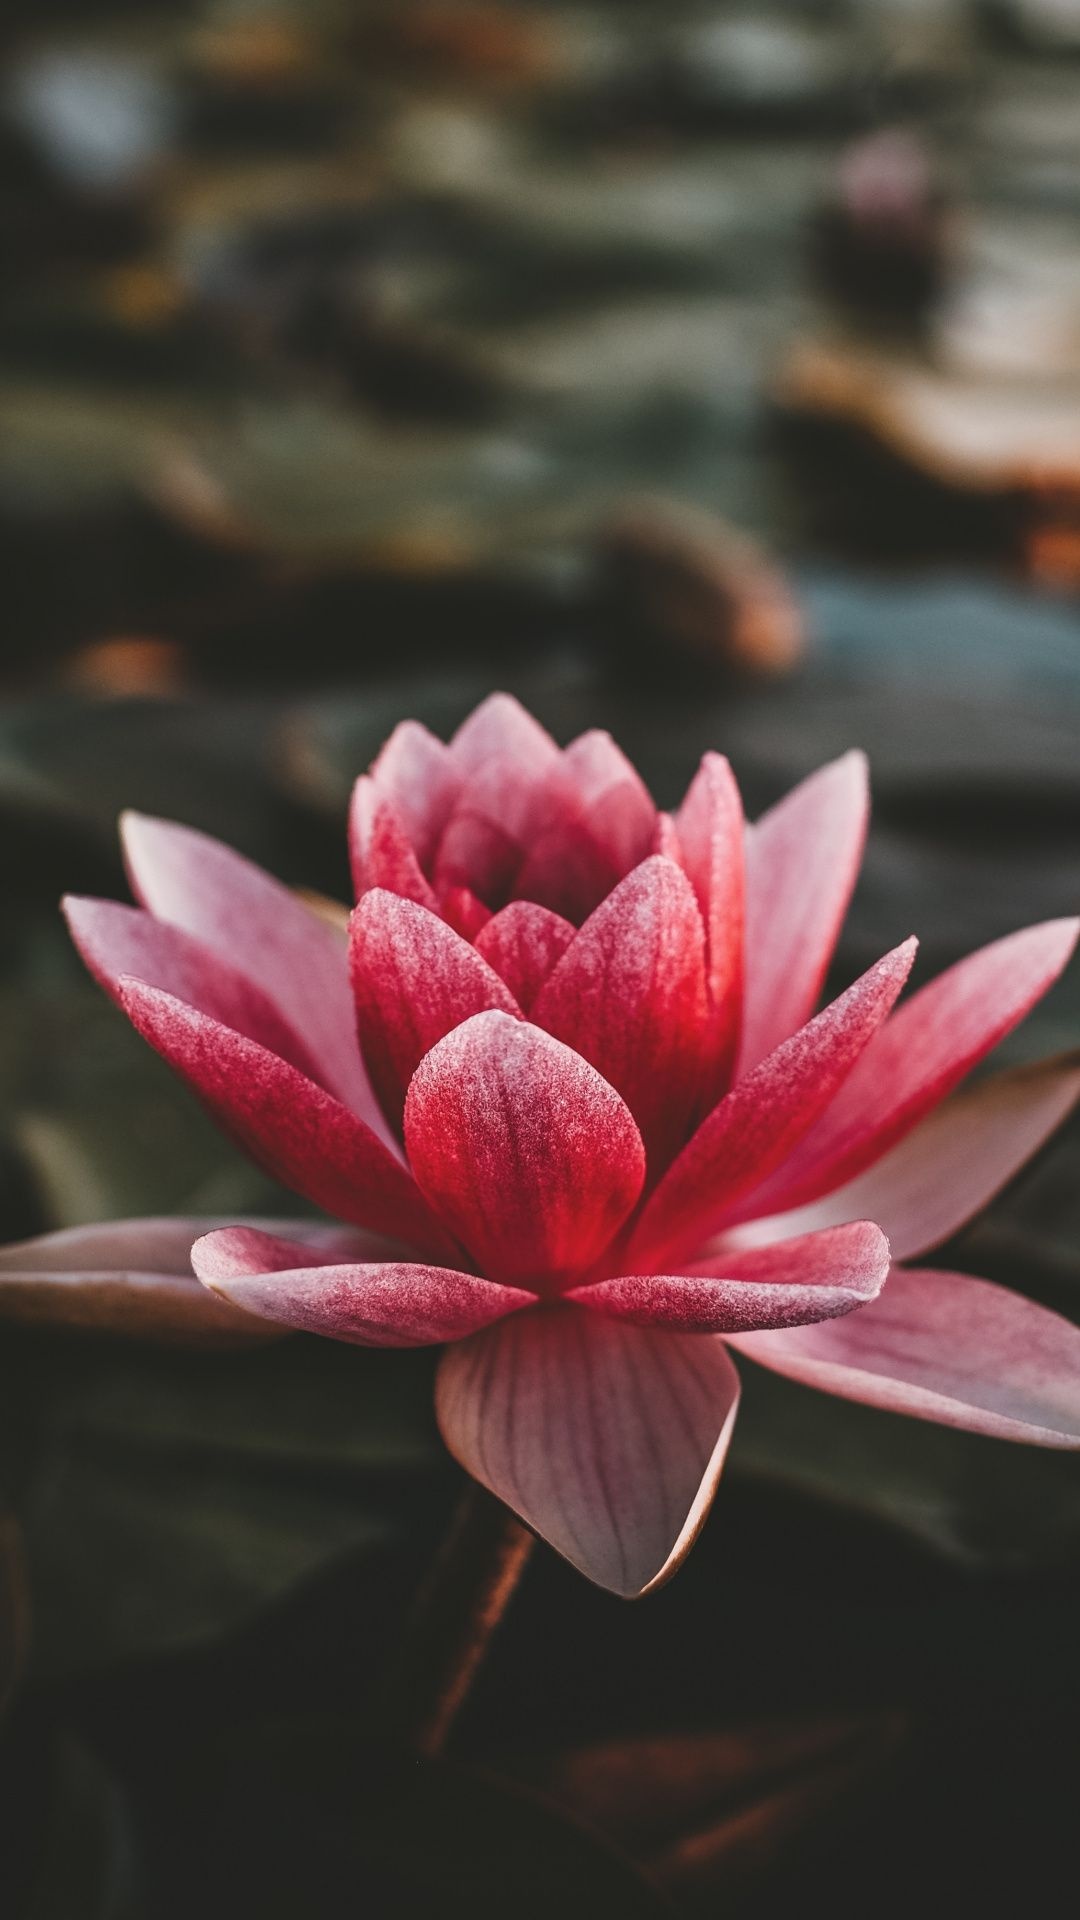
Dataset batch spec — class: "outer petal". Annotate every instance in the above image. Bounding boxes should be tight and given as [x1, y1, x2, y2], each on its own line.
[367, 718, 459, 870]
[567, 1221, 889, 1333]
[737, 918, 1080, 1222]
[349, 892, 520, 1124]
[738, 752, 869, 1078]
[563, 730, 657, 877]
[192, 1226, 532, 1346]
[348, 779, 439, 910]
[64, 897, 321, 1082]
[115, 980, 456, 1256]
[727, 1053, 1080, 1262]
[436, 1305, 741, 1596]
[675, 753, 745, 1098]
[121, 812, 379, 1124]
[730, 1267, 1080, 1447]
[0, 1216, 316, 1343]
[473, 902, 576, 1012]
[404, 1012, 646, 1288]
[629, 940, 917, 1268]
[532, 857, 708, 1168]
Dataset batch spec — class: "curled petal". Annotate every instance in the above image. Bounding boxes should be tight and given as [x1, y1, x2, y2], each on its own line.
[738, 752, 869, 1077]
[404, 1012, 646, 1287]
[116, 980, 455, 1256]
[676, 753, 745, 1098]
[350, 892, 519, 1124]
[730, 1267, 1080, 1447]
[729, 1053, 1080, 1262]
[630, 939, 916, 1268]
[740, 918, 1080, 1222]
[533, 857, 708, 1168]
[436, 1305, 741, 1596]
[120, 812, 378, 1122]
[193, 1226, 532, 1346]
[568, 1222, 889, 1333]
[474, 902, 576, 1012]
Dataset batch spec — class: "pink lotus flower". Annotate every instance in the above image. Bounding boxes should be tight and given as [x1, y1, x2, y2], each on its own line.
[43, 693, 1080, 1595]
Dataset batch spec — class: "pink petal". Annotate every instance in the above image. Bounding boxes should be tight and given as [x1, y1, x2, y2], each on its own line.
[0, 1216, 317, 1344]
[567, 1221, 889, 1333]
[192, 1225, 532, 1346]
[563, 730, 657, 876]
[64, 897, 321, 1082]
[436, 1305, 741, 1594]
[629, 939, 917, 1268]
[532, 856, 708, 1169]
[404, 1012, 646, 1288]
[448, 692, 561, 778]
[675, 754, 745, 1099]
[348, 779, 439, 910]
[738, 918, 1080, 1222]
[730, 1266, 1080, 1447]
[350, 892, 520, 1123]
[737, 752, 869, 1078]
[729, 1053, 1080, 1262]
[115, 980, 456, 1256]
[368, 718, 459, 870]
[473, 901, 576, 1012]
[121, 812, 378, 1124]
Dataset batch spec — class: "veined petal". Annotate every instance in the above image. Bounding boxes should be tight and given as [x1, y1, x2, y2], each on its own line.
[348, 779, 439, 910]
[567, 1221, 889, 1333]
[737, 918, 1080, 1223]
[192, 1226, 532, 1346]
[629, 940, 916, 1268]
[727, 1053, 1080, 1262]
[533, 857, 708, 1169]
[0, 1216, 334, 1343]
[474, 902, 576, 1012]
[438, 886, 492, 942]
[436, 1305, 741, 1596]
[404, 1012, 646, 1287]
[675, 753, 745, 1098]
[738, 752, 869, 1078]
[350, 892, 520, 1124]
[121, 812, 379, 1124]
[115, 980, 456, 1256]
[64, 897, 320, 1081]
[730, 1267, 1080, 1447]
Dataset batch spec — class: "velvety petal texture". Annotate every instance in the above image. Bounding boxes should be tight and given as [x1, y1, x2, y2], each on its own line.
[740, 918, 1080, 1221]
[436, 1305, 741, 1595]
[730, 1053, 1080, 1262]
[738, 752, 868, 1077]
[116, 982, 455, 1256]
[630, 939, 916, 1266]
[121, 812, 379, 1122]
[675, 753, 744, 1095]
[731, 1268, 1080, 1447]
[405, 1013, 646, 1288]
[568, 1221, 889, 1333]
[193, 1226, 531, 1346]
[350, 891, 519, 1123]
[532, 857, 708, 1168]
[473, 902, 576, 1012]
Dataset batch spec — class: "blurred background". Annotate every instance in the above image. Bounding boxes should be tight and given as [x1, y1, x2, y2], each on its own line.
[0, 2, 1079, 1914]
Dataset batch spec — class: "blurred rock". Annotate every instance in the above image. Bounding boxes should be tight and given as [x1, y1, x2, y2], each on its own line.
[594, 497, 804, 677]
[817, 128, 952, 323]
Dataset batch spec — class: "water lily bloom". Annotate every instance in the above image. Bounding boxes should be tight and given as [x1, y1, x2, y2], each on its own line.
[36, 693, 1080, 1595]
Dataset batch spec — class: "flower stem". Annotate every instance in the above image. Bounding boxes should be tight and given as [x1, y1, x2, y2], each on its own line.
[382, 1483, 534, 1759]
